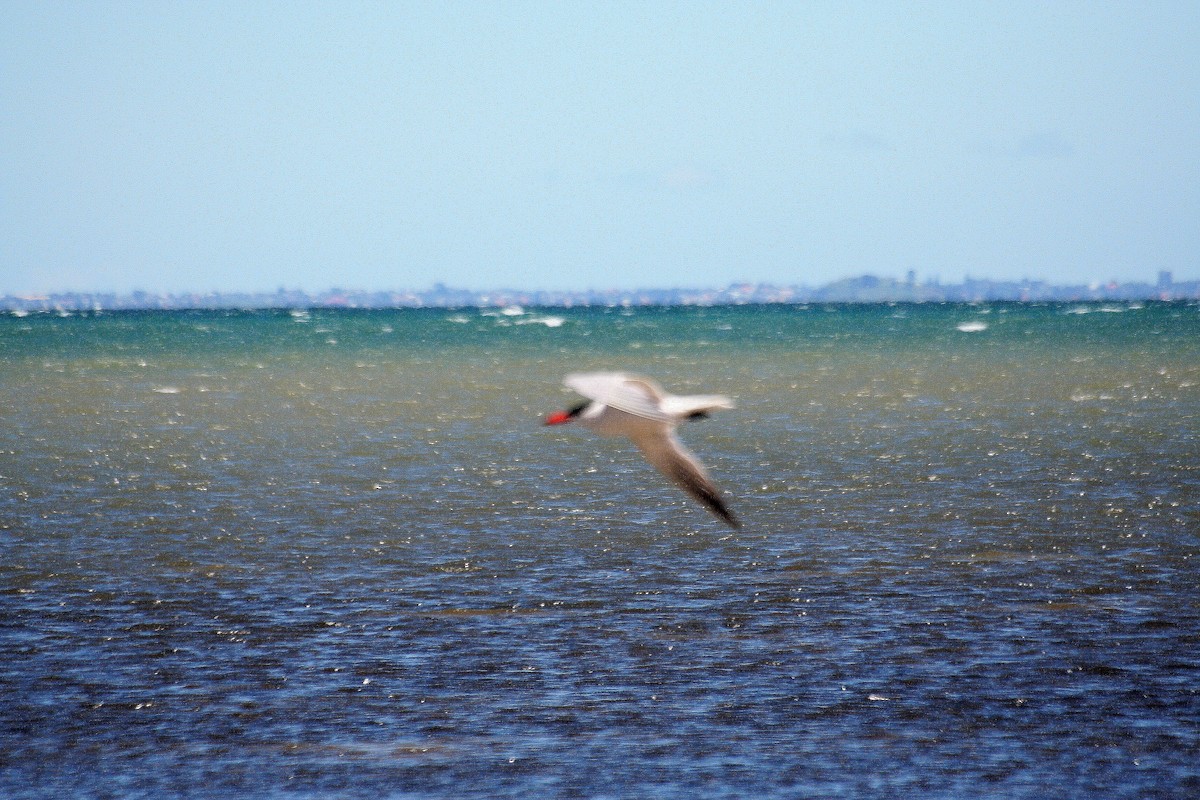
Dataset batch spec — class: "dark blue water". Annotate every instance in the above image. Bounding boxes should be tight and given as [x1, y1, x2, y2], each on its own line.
[2, 303, 1198, 797]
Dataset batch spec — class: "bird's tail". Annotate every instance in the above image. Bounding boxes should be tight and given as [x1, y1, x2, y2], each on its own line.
[661, 394, 734, 417]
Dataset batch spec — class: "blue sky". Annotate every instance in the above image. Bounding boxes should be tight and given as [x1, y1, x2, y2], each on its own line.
[2, 1, 1197, 294]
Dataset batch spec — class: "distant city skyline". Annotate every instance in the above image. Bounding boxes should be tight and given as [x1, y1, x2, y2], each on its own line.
[4, 262, 1196, 299]
[5, 271, 1197, 312]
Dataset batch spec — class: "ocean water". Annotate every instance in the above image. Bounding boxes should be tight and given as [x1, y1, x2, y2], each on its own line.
[1, 302, 1198, 798]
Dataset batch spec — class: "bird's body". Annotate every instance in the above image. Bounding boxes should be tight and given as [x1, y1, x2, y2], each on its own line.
[545, 372, 739, 527]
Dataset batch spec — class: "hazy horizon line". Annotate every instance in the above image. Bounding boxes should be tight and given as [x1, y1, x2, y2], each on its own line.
[4, 269, 1193, 300]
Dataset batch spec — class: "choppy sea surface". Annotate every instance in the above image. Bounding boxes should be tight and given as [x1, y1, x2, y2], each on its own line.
[2, 303, 1198, 798]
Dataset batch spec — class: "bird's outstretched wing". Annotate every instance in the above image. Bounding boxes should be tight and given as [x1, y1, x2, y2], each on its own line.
[629, 428, 739, 528]
[564, 372, 671, 421]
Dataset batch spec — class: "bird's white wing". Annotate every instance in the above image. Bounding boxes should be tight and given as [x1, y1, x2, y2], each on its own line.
[564, 372, 671, 421]
[628, 428, 739, 528]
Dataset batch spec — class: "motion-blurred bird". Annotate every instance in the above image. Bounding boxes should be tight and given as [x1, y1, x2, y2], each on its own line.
[544, 371, 739, 527]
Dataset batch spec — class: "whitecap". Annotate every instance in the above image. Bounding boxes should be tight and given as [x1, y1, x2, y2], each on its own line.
[152, 386, 181, 394]
[515, 315, 565, 328]
[956, 321, 988, 332]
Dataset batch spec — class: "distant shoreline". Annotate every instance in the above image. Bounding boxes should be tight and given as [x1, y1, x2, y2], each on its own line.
[4, 273, 1197, 312]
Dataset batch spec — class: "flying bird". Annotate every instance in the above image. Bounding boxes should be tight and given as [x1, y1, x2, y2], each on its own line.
[544, 371, 739, 527]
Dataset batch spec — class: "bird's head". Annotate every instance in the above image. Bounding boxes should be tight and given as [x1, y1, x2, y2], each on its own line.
[543, 401, 588, 426]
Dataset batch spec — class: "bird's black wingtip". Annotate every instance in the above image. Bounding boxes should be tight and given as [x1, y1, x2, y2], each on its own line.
[709, 498, 740, 529]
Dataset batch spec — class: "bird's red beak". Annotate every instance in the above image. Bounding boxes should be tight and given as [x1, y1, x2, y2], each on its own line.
[544, 410, 574, 426]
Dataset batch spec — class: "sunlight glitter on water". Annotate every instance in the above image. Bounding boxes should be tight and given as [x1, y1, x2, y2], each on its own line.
[1, 304, 1198, 798]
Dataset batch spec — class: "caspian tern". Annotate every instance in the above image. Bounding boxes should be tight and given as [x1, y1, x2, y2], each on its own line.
[544, 371, 739, 528]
